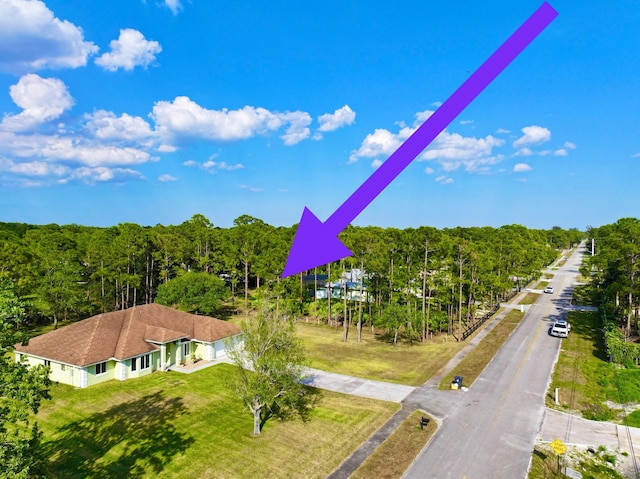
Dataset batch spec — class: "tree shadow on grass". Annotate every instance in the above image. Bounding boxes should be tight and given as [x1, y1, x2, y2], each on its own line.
[44, 391, 194, 478]
[571, 311, 609, 362]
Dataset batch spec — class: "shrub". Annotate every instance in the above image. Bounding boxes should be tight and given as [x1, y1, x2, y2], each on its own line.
[582, 403, 615, 421]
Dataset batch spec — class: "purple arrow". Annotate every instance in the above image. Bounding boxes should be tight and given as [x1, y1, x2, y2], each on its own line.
[282, 2, 558, 278]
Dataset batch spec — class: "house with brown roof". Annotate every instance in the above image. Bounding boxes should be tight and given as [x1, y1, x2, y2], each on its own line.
[14, 303, 242, 388]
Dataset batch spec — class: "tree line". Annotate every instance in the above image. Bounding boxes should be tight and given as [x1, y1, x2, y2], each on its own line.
[583, 218, 640, 364]
[0, 214, 581, 339]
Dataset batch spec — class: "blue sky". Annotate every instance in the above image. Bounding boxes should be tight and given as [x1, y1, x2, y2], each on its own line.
[0, 0, 638, 231]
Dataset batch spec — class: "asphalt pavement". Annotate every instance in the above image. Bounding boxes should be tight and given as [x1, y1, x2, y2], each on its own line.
[307, 245, 640, 479]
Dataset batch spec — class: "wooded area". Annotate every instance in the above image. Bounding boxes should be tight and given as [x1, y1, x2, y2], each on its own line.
[0, 214, 582, 343]
[583, 218, 640, 363]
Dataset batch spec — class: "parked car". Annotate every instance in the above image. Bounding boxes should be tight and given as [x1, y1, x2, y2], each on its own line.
[544, 286, 554, 294]
[550, 319, 570, 337]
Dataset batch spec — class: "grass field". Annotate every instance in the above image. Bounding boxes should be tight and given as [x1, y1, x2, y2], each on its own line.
[439, 309, 525, 389]
[294, 321, 465, 386]
[37, 363, 398, 479]
[32, 287, 605, 478]
[547, 310, 640, 423]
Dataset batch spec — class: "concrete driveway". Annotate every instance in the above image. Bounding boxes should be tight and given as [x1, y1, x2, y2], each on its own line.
[302, 367, 415, 403]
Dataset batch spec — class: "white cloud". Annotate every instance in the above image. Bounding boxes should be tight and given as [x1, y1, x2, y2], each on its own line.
[84, 110, 155, 141]
[495, 128, 510, 134]
[350, 109, 502, 173]
[0, 0, 98, 74]
[184, 159, 244, 173]
[0, 157, 68, 176]
[513, 125, 551, 147]
[371, 158, 383, 169]
[158, 174, 176, 182]
[1, 74, 74, 131]
[157, 144, 177, 153]
[415, 110, 435, 122]
[514, 147, 534, 157]
[349, 127, 408, 163]
[42, 141, 152, 166]
[164, 0, 182, 15]
[459, 120, 474, 125]
[435, 175, 453, 184]
[424, 167, 435, 175]
[0, 80, 335, 185]
[555, 141, 577, 155]
[0, 131, 154, 166]
[240, 184, 263, 192]
[513, 163, 532, 172]
[0, 156, 144, 185]
[279, 111, 311, 145]
[317, 105, 355, 132]
[419, 131, 503, 162]
[202, 160, 244, 171]
[151, 96, 311, 145]
[95, 29, 161, 71]
[65, 166, 144, 183]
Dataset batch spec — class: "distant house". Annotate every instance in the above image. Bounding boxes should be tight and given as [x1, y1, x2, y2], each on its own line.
[306, 268, 370, 301]
[14, 303, 242, 388]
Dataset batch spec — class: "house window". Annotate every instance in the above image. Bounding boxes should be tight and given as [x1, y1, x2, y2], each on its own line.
[95, 362, 107, 375]
[182, 342, 190, 357]
[44, 360, 51, 367]
[140, 354, 150, 370]
[131, 357, 137, 371]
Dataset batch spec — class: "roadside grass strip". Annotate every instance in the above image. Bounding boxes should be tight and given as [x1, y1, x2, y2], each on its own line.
[439, 309, 525, 389]
[521, 292, 542, 305]
[547, 310, 640, 422]
[351, 411, 436, 479]
[37, 363, 398, 478]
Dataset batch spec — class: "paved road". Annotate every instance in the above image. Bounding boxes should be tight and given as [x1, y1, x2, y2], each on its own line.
[401, 247, 583, 479]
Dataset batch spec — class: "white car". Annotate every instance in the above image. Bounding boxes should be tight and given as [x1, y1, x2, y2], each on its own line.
[544, 286, 554, 294]
[550, 320, 570, 337]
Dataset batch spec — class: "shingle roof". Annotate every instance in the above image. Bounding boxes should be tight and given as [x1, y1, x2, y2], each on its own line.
[14, 304, 241, 367]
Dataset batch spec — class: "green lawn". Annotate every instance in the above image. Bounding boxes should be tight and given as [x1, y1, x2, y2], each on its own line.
[294, 322, 465, 386]
[37, 363, 398, 478]
[547, 310, 640, 422]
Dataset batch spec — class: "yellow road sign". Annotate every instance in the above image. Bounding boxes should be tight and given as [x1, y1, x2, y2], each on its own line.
[550, 438, 567, 455]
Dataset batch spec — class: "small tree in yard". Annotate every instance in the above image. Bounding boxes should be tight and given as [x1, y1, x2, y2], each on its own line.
[378, 303, 405, 347]
[0, 279, 51, 478]
[227, 308, 313, 435]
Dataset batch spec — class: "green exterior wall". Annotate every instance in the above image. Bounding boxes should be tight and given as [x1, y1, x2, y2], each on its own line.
[86, 360, 116, 386]
[14, 336, 241, 388]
